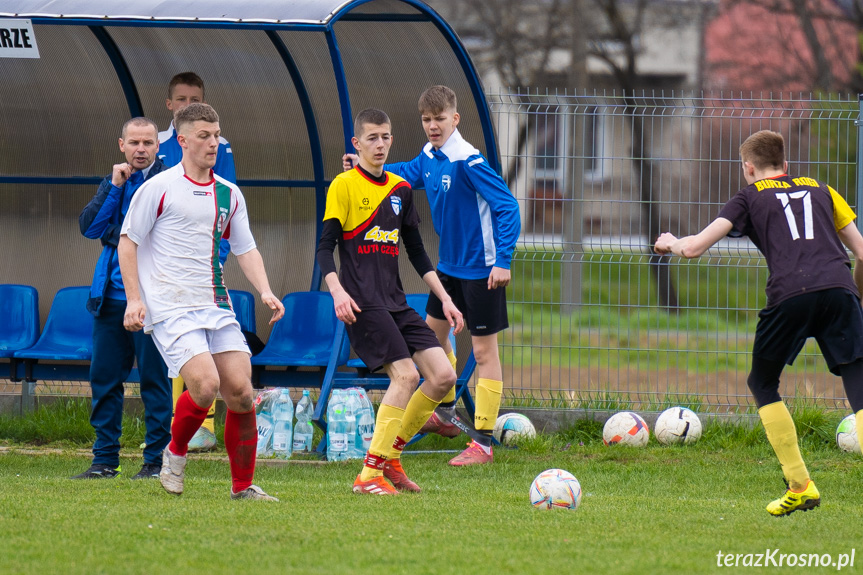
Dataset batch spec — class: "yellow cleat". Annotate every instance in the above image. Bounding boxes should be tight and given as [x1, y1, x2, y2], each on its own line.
[766, 479, 820, 517]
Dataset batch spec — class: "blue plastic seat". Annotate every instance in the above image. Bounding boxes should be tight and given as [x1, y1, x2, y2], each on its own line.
[13, 286, 93, 361]
[0, 284, 40, 358]
[0, 284, 40, 380]
[251, 291, 349, 368]
[229, 289, 256, 334]
[345, 293, 456, 369]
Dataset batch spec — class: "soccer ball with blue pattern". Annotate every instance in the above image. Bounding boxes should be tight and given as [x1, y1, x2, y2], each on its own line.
[529, 468, 582, 510]
[836, 414, 861, 454]
[602, 411, 649, 447]
[654, 407, 702, 445]
[493, 412, 536, 445]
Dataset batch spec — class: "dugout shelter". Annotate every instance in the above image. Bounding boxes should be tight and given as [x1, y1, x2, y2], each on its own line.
[0, 0, 499, 417]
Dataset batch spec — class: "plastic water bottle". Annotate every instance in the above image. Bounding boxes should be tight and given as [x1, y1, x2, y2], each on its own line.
[345, 390, 362, 459]
[327, 390, 349, 461]
[271, 389, 294, 459]
[256, 408, 274, 457]
[293, 390, 315, 454]
[354, 389, 375, 453]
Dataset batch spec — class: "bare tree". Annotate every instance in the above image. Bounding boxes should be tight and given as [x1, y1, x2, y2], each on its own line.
[432, 0, 576, 188]
[428, 0, 684, 310]
[586, 0, 681, 309]
[709, 0, 856, 92]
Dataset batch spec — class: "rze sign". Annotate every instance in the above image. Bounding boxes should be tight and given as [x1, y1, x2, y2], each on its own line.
[0, 19, 39, 58]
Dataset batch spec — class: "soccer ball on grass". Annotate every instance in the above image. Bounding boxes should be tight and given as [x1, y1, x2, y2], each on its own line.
[654, 406, 702, 445]
[836, 414, 860, 454]
[529, 468, 583, 510]
[602, 411, 649, 447]
[493, 412, 536, 445]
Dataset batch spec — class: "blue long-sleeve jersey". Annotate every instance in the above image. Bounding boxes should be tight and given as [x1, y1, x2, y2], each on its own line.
[386, 129, 521, 280]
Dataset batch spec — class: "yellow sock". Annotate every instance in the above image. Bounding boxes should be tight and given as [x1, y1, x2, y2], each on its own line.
[438, 351, 457, 406]
[759, 401, 809, 490]
[171, 376, 185, 426]
[475, 378, 503, 432]
[390, 390, 440, 460]
[857, 410, 863, 455]
[360, 403, 404, 481]
[202, 401, 216, 433]
[172, 375, 215, 433]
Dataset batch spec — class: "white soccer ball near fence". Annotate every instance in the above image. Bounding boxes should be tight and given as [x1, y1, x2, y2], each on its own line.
[602, 411, 649, 447]
[654, 407, 703, 445]
[836, 414, 861, 454]
[493, 412, 536, 445]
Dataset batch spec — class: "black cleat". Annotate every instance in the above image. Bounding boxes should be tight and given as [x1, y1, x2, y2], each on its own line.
[70, 464, 120, 480]
[131, 463, 162, 480]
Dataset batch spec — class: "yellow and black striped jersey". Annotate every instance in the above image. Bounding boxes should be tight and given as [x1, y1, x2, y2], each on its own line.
[322, 167, 421, 311]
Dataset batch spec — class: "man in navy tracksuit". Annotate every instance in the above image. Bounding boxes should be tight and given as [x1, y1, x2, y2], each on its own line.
[73, 117, 172, 480]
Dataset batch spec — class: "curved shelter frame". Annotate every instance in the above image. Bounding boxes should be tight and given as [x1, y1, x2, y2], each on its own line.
[0, 0, 495, 414]
[0, 0, 498, 290]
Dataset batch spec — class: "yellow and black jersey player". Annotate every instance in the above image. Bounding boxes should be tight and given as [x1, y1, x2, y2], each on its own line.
[316, 107, 464, 495]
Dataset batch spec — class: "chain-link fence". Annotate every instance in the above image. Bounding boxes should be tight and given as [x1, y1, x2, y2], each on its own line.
[490, 89, 860, 412]
[3, 89, 861, 414]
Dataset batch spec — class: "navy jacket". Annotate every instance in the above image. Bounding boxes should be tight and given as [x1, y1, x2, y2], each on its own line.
[79, 158, 168, 316]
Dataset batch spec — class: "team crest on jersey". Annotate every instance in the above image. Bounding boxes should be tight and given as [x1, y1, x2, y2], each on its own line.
[442, 175, 451, 192]
[217, 207, 228, 233]
[390, 196, 402, 215]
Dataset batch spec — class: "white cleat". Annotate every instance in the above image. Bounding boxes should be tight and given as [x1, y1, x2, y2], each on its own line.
[231, 485, 279, 502]
[160, 448, 187, 495]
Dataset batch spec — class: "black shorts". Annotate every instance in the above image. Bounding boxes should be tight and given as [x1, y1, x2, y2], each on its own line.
[753, 288, 863, 375]
[426, 271, 508, 336]
[346, 307, 441, 373]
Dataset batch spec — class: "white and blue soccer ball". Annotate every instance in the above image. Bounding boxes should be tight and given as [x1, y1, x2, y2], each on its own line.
[603, 411, 649, 447]
[654, 407, 703, 445]
[493, 412, 536, 445]
[529, 468, 583, 510]
[836, 414, 861, 454]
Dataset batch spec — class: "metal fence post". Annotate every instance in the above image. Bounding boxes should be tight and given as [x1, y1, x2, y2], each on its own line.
[857, 94, 863, 232]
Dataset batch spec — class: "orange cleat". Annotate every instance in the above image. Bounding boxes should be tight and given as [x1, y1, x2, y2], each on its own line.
[448, 441, 493, 466]
[352, 474, 399, 495]
[384, 460, 422, 493]
[419, 411, 461, 438]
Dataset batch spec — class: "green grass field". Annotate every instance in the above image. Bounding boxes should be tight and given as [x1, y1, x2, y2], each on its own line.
[2, 401, 861, 574]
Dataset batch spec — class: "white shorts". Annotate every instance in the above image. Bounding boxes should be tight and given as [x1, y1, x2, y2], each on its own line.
[149, 308, 251, 377]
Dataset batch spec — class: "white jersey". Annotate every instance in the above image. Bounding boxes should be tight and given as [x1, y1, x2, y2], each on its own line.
[121, 163, 256, 330]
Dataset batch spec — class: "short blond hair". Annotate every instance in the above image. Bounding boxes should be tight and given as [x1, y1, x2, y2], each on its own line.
[418, 85, 457, 115]
[739, 130, 785, 170]
[175, 102, 219, 134]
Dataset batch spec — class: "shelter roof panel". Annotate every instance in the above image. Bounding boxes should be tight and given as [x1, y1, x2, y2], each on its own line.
[0, 0, 351, 25]
[105, 26, 314, 181]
